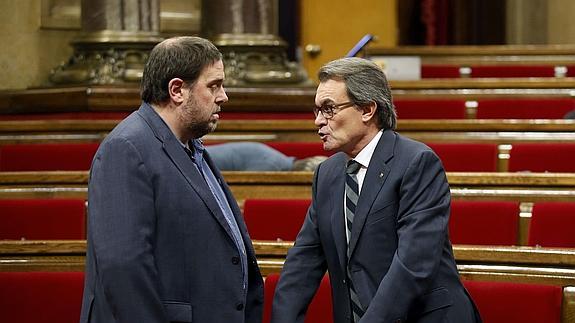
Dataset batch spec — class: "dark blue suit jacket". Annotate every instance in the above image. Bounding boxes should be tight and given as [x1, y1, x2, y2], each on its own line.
[80, 103, 263, 323]
[272, 130, 480, 323]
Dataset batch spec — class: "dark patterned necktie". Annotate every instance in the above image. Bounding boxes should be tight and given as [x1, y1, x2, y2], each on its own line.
[345, 160, 364, 321]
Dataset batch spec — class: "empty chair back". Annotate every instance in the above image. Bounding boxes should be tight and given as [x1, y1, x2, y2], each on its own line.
[528, 202, 575, 248]
[393, 99, 467, 119]
[0, 143, 99, 171]
[449, 201, 519, 245]
[476, 98, 575, 119]
[421, 65, 462, 78]
[0, 271, 85, 323]
[470, 65, 557, 78]
[264, 273, 333, 323]
[508, 143, 575, 172]
[0, 199, 86, 240]
[427, 143, 499, 172]
[463, 280, 562, 323]
[243, 199, 311, 241]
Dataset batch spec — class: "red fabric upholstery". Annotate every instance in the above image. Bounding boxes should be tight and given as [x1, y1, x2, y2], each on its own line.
[0, 143, 99, 171]
[421, 65, 462, 78]
[528, 202, 575, 248]
[470, 65, 557, 78]
[243, 199, 310, 241]
[475, 98, 575, 119]
[393, 99, 467, 119]
[463, 280, 562, 323]
[0, 271, 85, 323]
[266, 142, 332, 159]
[264, 273, 333, 323]
[426, 143, 499, 172]
[449, 201, 519, 245]
[508, 143, 575, 172]
[0, 199, 86, 240]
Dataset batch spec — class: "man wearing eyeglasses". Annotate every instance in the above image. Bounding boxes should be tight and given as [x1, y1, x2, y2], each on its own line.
[271, 57, 481, 323]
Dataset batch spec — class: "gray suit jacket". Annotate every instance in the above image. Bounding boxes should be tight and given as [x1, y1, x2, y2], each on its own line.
[272, 130, 480, 323]
[80, 103, 263, 323]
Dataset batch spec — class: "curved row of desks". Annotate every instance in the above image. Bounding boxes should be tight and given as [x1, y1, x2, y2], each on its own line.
[1, 119, 574, 144]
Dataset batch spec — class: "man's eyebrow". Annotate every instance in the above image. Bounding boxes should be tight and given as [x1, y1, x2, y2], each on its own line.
[207, 78, 224, 86]
[318, 99, 335, 105]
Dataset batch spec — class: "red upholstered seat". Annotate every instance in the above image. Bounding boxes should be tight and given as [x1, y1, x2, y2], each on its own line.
[264, 273, 333, 323]
[0, 143, 99, 171]
[393, 99, 467, 119]
[421, 65, 462, 78]
[449, 201, 519, 245]
[426, 143, 499, 172]
[0, 199, 86, 240]
[266, 142, 332, 159]
[528, 202, 575, 248]
[470, 65, 557, 78]
[463, 280, 562, 323]
[243, 199, 310, 241]
[0, 271, 85, 323]
[476, 98, 575, 119]
[508, 143, 575, 172]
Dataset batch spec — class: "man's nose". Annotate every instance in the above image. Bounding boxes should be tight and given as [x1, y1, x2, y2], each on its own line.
[217, 87, 228, 104]
[314, 112, 327, 127]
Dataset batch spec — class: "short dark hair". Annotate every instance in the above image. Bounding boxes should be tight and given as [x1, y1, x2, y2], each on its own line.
[141, 36, 222, 104]
[318, 57, 397, 130]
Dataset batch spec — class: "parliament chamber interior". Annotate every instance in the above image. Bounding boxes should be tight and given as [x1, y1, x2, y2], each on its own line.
[2, 0, 575, 322]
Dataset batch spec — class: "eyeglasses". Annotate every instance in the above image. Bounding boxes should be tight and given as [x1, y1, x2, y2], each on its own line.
[313, 101, 356, 119]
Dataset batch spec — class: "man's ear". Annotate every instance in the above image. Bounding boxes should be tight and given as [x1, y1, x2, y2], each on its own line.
[361, 101, 377, 123]
[168, 78, 186, 104]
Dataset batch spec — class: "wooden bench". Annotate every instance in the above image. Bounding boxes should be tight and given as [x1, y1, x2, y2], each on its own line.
[1, 171, 574, 246]
[3, 84, 575, 116]
[2, 240, 574, 321]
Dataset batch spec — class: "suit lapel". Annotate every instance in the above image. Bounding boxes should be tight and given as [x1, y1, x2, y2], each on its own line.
[328, 155, 348, 271]
[137, 103, 237, 244]
[204, 151, 257, 257]
[348, 130, 396, 260]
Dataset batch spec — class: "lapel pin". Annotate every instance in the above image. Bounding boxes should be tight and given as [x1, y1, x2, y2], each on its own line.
[379, 172, 384, 178]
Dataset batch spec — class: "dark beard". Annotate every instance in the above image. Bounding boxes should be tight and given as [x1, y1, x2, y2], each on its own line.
[188, 119, 217, 139]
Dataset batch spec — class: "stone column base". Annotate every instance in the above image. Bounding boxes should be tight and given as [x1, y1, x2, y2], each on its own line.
[50, 30, 163, 85]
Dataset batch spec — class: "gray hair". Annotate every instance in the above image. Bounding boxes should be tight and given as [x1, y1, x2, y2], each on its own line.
[318, 57, 397, 130]
[141, 36, 222, 104]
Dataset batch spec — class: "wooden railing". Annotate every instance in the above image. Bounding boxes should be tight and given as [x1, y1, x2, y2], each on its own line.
[1, 239, 575, 287]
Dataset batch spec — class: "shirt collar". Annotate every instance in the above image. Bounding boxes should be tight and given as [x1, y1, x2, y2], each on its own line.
[353, 130, 383, 169]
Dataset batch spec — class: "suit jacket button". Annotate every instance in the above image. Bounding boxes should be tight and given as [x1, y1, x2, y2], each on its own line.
[232, 256, 240, 265]
[342, 279, 347, 284]
[236, 303, 244, 311]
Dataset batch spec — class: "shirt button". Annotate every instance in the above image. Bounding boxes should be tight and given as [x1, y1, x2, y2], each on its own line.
[232, 256, 240, 265]
[236, 303, 244, 311]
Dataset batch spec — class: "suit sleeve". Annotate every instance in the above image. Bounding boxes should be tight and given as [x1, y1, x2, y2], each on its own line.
[271, 166, 328, 323]
[88, 137, 168, 322]
[361, 149, 451, 322]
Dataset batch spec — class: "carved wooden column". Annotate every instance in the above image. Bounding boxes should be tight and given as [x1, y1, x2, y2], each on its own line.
[202, 0, 311, 86]
[50, 0, 163, 85]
